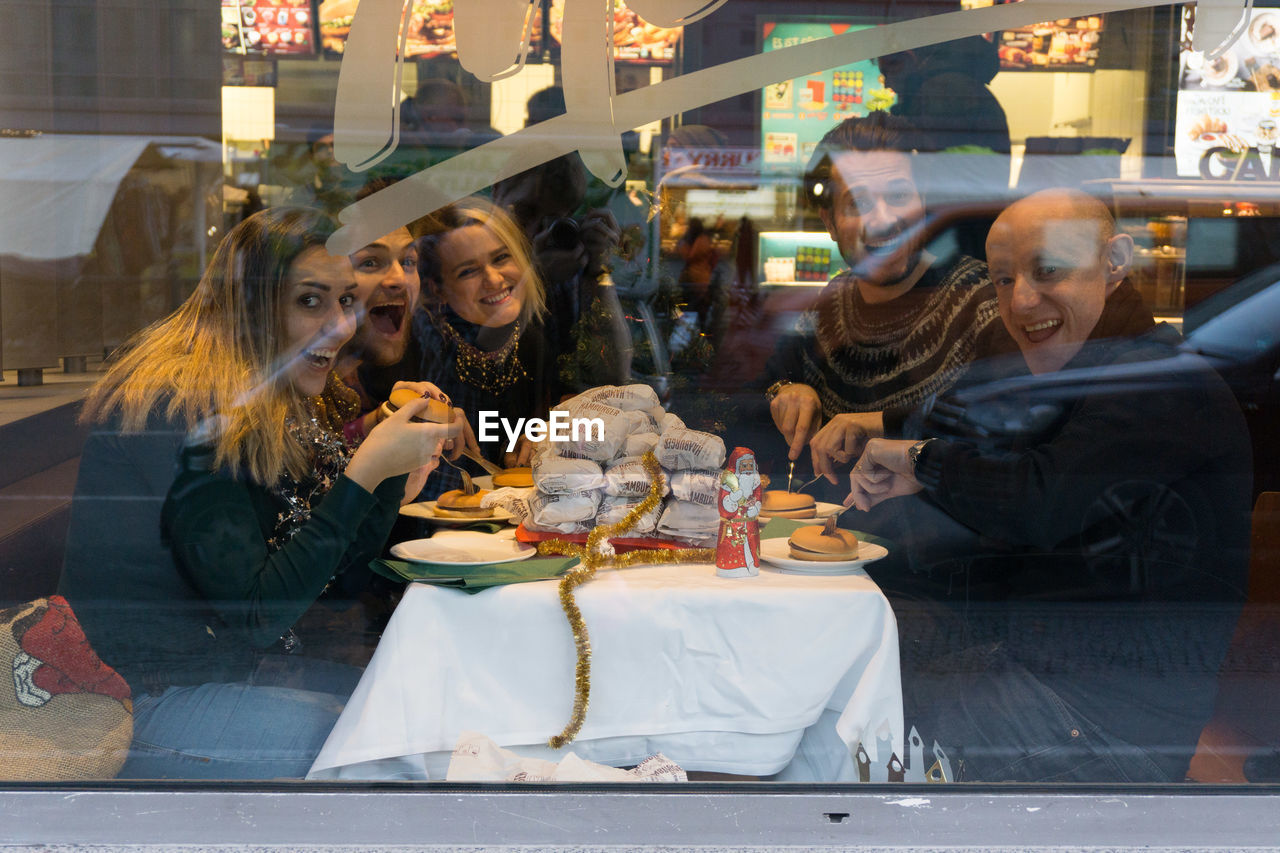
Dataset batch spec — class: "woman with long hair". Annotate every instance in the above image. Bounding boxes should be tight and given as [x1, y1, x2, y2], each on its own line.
[59, 206, 456, 779]
[410, 197, 559, 489]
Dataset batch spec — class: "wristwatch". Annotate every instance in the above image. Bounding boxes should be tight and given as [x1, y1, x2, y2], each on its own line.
[906, 438, 935, 474]
[765, 380, 794, 402]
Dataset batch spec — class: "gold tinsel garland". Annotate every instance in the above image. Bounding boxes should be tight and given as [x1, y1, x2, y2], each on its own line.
[536, 450, 714, 748]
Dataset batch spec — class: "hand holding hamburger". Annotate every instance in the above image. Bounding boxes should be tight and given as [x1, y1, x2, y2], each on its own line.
[343, 387, 460, 499]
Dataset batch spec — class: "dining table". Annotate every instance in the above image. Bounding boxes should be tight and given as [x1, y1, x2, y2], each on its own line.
[307, 518, 905, 782]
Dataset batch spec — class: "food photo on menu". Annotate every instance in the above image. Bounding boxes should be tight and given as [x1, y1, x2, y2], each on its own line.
[996, 15, 1103, 70]
[1173, 5, 1280, 176]
[548, 0, 682, 63]
[1180, 6, 1280, 91]
[221, 0, 315, 56]
[319, 0, 460, 56]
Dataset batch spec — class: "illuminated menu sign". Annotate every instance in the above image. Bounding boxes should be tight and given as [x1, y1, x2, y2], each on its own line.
[996, 13, 1104, 70]
[549, 0, 681, 64]
[222, 0, 317, 56]
[319, 0, 461, 58]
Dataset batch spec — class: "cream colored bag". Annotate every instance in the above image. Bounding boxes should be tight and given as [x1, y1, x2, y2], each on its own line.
[0, 595, 133, 780]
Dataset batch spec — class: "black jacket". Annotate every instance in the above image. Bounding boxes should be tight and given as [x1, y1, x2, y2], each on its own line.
[882, 282, 1253, 780]
[908, 281, 1251, 604]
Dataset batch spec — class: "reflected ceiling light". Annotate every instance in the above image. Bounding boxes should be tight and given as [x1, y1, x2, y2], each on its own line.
[222, 86, 275, 141]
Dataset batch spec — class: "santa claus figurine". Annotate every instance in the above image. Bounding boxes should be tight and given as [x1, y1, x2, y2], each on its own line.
[716, 447, 762, 578]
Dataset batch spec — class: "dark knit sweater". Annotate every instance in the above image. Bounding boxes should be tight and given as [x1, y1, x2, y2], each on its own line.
[764, 255, 1005, 415]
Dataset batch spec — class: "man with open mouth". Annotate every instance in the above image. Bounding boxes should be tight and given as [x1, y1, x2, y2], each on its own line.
[348, 224, 420, 384]
[336, 221, 460, 451]
[762, 111, 1008, 493]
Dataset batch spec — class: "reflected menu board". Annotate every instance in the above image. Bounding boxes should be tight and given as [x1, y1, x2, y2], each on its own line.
[222, 0, 317, 56]
[549, 0, 682, 64]
[759, 20, 894, 173]
[960, 0, 1104, 70]
[319, 0, 467, 57]
[1175, 5, 1280, 178]
[996, 13, 1104, 69]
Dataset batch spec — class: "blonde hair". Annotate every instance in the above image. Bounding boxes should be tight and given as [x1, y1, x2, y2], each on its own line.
[418, 196, 546, 328]
[81, 207, 338, 484]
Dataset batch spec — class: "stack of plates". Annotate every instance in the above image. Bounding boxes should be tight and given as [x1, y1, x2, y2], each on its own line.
[390, 531, 535, 565]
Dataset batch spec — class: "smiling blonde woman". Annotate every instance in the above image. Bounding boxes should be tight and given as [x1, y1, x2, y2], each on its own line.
[406, 197, 559, 485]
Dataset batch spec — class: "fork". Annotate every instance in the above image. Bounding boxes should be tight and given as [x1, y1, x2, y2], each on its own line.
[795, 473, 826, 492]
[822, 504, 852, 535]
[439, 454, 476, 495]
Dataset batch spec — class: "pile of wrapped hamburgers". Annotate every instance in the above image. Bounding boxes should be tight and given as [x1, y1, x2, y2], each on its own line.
[520, 385, 726, 546]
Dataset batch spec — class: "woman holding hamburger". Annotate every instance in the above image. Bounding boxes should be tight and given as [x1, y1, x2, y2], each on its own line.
[58, 207, 457, 779]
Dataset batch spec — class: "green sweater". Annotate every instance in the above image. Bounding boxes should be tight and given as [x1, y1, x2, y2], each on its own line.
[59, 414, 405, 693]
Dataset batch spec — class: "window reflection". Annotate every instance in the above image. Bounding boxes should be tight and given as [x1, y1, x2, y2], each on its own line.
[1, 0, 1279, 788]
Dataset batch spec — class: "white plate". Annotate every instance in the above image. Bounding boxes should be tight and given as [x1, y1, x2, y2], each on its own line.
[399, 500, 514, 524]
[390, 531, 536, 565]
[758, 501, 845, 520]
[759, 536, 888, 574]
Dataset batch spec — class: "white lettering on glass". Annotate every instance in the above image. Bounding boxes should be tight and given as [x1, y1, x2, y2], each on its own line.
[326, 0, 1249, 255]
[501, 417, 526, 453]
[548, 410, 570, 441]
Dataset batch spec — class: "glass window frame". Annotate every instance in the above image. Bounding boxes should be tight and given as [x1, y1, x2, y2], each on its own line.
[4, 783, 1280, 846]
[5, 0, 1280, 834]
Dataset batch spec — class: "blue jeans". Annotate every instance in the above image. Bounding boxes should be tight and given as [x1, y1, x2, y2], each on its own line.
[119, 657, 362, 780]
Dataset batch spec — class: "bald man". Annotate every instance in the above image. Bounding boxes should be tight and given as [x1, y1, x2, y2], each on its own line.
[843, 190, 1252, 783]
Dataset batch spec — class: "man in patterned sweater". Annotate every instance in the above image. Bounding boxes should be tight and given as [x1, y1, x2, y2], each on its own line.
[764, 113, 1007, 486]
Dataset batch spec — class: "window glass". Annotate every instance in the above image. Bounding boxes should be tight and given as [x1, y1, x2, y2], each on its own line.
[2, 0, 1279, 792]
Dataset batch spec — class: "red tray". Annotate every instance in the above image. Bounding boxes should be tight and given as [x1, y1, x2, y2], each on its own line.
[515, 523, 693, 552]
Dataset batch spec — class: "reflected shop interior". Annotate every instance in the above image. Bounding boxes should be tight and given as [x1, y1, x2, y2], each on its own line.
[5, 0, 1280, 797]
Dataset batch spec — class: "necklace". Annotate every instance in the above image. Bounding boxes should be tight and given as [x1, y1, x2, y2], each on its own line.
[438, 317, 528, 394]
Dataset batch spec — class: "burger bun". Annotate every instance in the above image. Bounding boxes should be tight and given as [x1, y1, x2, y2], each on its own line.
[383, 389, 452, 424]
[761, 490, 817, 518]
[435, 488, 493, 518]
[493, 467, 534, 488]
[788, 525, 860, 561]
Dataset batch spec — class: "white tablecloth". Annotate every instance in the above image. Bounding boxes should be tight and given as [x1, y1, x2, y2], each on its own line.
[309, 559, 903, 781]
